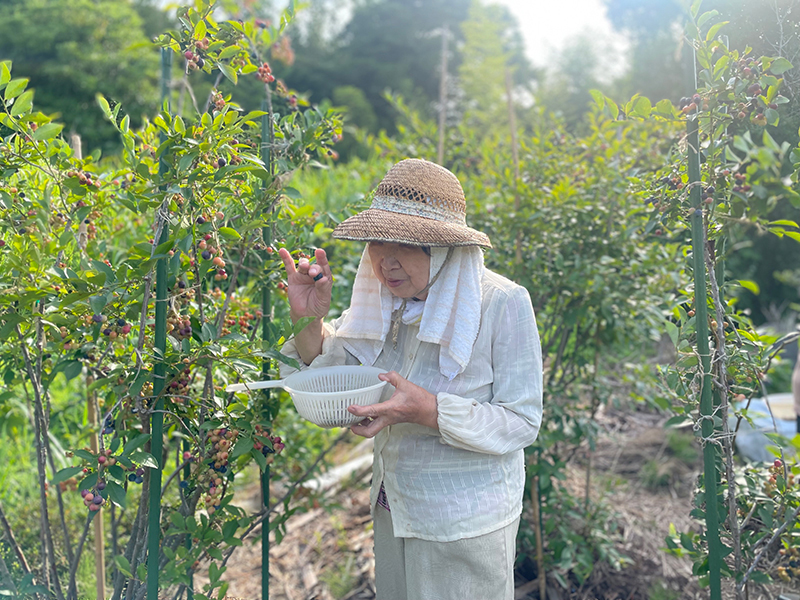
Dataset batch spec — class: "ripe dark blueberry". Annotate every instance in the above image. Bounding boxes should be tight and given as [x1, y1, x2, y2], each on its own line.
[136, 467, 145, 476]
[19, 228, 26, 234]
[117, 318, 126, 327]
[103, 328, 112, 336]
[217, 157, 226, 168]
[128, 473, 137, 482]
[180, 480, 189, 488]
[84, 219, 90, 224]
[196, 216, 206, 225]
[18, 191, 25, 199]
[201, 250, 211, 260]
[93, 496, 103, 505]
[178, 281, 186, 289]
[97, 481, 106, 490]
[92, 314, 103, 323]
[135, 476, 144, 484]
[196, 57, 205, 68]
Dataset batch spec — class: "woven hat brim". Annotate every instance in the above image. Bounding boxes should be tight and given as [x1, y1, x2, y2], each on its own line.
[332, 209, 492, 248]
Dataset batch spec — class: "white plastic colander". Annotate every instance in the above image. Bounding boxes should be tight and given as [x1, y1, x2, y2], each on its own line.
[225, 365, 388, 428]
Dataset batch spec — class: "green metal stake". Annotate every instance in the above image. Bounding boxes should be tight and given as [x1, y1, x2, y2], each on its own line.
[260, 98, 273, 600]
[686, 46, 722, 600]
[146, 47, 172, 600]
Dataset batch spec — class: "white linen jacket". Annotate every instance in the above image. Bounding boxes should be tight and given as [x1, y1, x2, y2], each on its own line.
[281, 269, 543, 542]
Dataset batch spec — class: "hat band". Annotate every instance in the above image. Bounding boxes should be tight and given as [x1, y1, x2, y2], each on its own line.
[370, 195, 466, 226]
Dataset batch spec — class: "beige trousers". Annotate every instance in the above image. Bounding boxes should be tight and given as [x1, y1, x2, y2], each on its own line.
[373, 504, 519, 600]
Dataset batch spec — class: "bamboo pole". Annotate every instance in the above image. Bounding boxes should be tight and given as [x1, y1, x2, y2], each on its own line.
[686, 45, 722, 600]
[146, 47, 172, 600]
[437, 26, 448, 165]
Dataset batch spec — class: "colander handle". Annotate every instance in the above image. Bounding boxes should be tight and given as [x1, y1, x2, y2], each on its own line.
[225, 379, 286, 393]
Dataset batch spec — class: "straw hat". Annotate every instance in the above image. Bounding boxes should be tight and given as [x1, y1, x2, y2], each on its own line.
[332, 158, 492, 248]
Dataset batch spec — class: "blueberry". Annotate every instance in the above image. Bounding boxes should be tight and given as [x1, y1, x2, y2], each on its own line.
[92, 314, 103, 323]
[136, 467, 144, 476]
[103, 328, 112, 336]
[178, 281, 186, 289]
[179, 480, 189, 488]
[135, 476, 144, 484]
[201, 250, 211, 260]
[196, 216, 205, 225]
[93, 496, 103, 505]
[128, 474, 137, 482]
[117, 318, 126, 327]
[97, 481, 106, 490]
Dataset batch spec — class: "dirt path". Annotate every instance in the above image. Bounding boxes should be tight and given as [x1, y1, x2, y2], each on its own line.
[196, 405, 797, 600]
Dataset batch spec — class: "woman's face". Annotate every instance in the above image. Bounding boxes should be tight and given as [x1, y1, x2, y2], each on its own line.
[368, 242, 431, 299]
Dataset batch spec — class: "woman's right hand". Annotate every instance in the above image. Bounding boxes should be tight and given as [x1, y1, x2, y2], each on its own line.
[278, 248, 333, 322]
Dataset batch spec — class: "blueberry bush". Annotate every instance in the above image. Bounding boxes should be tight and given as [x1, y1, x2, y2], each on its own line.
[0, 1, 343, 599]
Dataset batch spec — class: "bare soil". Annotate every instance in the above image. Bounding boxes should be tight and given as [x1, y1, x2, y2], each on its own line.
[196, 404, 798, 600]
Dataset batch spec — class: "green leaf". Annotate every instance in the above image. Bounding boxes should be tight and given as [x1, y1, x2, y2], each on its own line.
[765, 107, 779, 126]
[705, 20, 729, 42]
[4, 78, 28, 100]
[63, 360, 83, 382]
[292, 316, 315, 336]
[201, 322, 217, 342]
[97, 94, 111, 118]
[218, 62, 237, 85]
[218, 227, 241, 240]
[0, 62, 10, 86]
[10, 90, 33, 117]
[52, 465, 84, 485]
[114, 555, 133, 578]
[106, 481, 127, 509]
[769, 57, 793, 75]
[32, 123, 63, 141]
[130, 451, 158, 469]
[218, 45, 241, 60]
[123, 433, 150, 454]
[737, 280, 760, 295]
[230, 437, 254, 460]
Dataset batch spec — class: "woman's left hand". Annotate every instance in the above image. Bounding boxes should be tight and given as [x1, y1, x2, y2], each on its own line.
[348, 371, 438, 438]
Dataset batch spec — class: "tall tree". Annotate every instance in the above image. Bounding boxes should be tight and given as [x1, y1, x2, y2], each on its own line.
[0, 0, 160, 153]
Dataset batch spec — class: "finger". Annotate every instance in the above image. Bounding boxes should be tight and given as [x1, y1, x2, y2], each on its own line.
[297, 257, 310, 275]
[347, 403, 384, 418]
[378, 371, 404, 389]
[278, 248, 297, 275]
[315, 248, 332, 278]
[350, 415, 387, 438]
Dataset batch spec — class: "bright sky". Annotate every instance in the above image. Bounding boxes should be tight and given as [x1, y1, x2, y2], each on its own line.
[491, 0, 630, 78]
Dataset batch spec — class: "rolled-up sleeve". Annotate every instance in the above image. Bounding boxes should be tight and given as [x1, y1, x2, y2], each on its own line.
[436, 286, 543, 455]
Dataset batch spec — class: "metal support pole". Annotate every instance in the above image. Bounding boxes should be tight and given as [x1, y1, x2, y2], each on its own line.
[146, 47, 172, 600]
[686, 44, 722, 600]
[260, 97, 273, 600]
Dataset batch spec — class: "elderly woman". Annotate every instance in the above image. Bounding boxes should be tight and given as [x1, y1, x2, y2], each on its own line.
[279, 159, 542, 600]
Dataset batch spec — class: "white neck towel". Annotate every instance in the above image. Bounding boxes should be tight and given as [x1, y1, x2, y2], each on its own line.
[335, 245, 485, 380]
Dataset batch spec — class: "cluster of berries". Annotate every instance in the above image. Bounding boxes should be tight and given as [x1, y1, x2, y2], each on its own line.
[81, 484, 105, 511]
[763, 459, 794, 497]
[220, 297, 259, 336]
[253, 424, 285, 465]
[184, 38, 209, 70]
[128, 467, 146, 485]
[678, 93, 708, 114]
[777, 546, 800, 583]
[101, 413, 115, 436]
[167, 361, 193, 405]
[256, 62, 275, 84]
[211, 90, 225, 111]
[66, 170, 97, 187]
[167, 314, 193, 340]
[727, 171, 751, 194]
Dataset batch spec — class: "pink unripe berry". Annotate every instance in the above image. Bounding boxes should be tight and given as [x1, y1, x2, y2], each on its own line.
[98, 455, 106, 464]
[183, 451, 192, 461]
[84, 493, 94, 503]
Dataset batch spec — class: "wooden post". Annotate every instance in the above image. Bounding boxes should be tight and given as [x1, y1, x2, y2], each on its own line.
[437, 26, 449, 165]
[504, 68, 522, 266]
[87, 380, 106, 600]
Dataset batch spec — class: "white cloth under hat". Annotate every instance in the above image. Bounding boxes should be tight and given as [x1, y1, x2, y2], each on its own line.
[335, 245, 485, 380]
